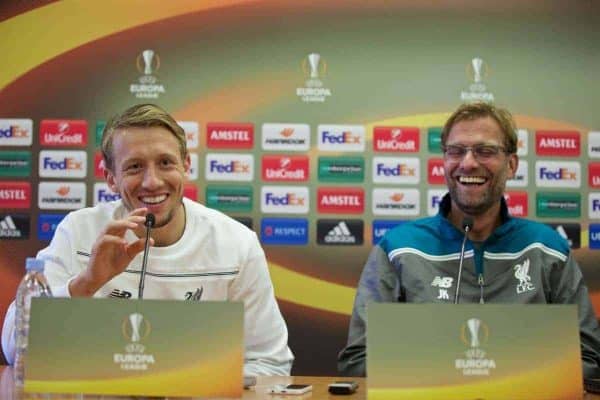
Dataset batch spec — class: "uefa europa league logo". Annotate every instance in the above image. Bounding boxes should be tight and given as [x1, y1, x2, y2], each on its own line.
[122, 312, 150, 343]
[471, 58, 483, 84]
[142, 50, 155, 75]
[308, 53, 321, 79]
[467, 318, 481, 348]
[129, 313, 143, 342]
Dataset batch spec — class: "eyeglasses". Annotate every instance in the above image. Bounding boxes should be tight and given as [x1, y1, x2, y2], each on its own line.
[442, 144, 508, 162]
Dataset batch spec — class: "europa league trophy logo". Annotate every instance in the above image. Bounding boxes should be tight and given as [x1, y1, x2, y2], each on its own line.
[308, 53, 321, 79]
[467, 318, 481, 348]
[142, 50, 155, 75]
[471, 58, 483, 84]
[129, 313, 143, 342]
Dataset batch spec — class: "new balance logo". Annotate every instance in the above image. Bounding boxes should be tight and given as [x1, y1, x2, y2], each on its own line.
[109, 289, 132, 299]
[185, 287, 203, 301]
[431, 276, 453, 288]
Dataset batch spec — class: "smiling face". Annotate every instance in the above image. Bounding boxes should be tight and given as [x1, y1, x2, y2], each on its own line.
[105, 126, 190, 231]
[443, 116, 518, 217]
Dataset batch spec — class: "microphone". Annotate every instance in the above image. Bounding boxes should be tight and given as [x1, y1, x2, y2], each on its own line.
[454, 216, 474, 304]
[138, 213, 155, 299]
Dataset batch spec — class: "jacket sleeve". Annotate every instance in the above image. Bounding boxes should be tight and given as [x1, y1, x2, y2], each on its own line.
[337, 245, 398, 376]
[549, 253, 600, 379]
[229, 232, 294, 376]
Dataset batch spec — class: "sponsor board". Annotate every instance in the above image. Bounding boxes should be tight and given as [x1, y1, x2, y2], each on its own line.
[516, 129, 528, 156]
[589, 193, 600, 219]
[589, 224, 600, 250]
[261, 123, 310, 151]
[0, 181, 31, 208]
[94, 151, 105, 178]
[37, 214, 67, 241]
[317, 125, 365, 152]
[93, 183, 121, 205]
[178, 121, 199, 150]
[233, 217, 253, 230]
[0, 151, 31, 177]
[546, 223, 580, 249]
[427, 189, 447, 216]
[261, 155, 309, 182]
[0, 214, 29, 239]
[39, 150, 87, 178]
[373, 157, 420, 184]
[317, 219, 363, 245]
[427, 127, 443, 153]
[38, 182, 86, 210]
[187, 153, 199, 181]
[318, 156, 364, 182]
[589, 163, 600, 188]
[40, 120, 88, 147]
[261, 186, 309, 214]
[427, 158, 445, 185]
[507, 160, 528, 188]
[535, 130, 580, 157]
[95, 121, 106, 147]
[260, 218, 308, 245]
[373, 127, 419, 152]
[504, 191, 528, 217]
[372, 220, 406, 245]
[536, 192, 580, 218]
[205, 153, 254, 181]
[535, 161, 580, 188]
[183, 184, 198, 201]
[206, 123, 253, 149]
[0, 119, 33, 146]
[206, 185, 253, 212]
[372, 188, 420, 216]
[317, 187, 364, 214]
[588, 131, 600, 158]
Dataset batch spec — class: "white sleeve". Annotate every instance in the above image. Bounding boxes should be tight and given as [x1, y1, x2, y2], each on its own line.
[231, 233, 294, 376]
[1, 215, 76, 364]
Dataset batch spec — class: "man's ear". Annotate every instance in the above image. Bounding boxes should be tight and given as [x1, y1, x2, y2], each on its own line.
[507, 154, 519, 180]
[183, 153, 191, 176]
[103, 161, 118, 193]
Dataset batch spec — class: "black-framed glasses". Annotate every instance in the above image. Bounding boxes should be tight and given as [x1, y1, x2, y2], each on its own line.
[442, 144, 508, 162]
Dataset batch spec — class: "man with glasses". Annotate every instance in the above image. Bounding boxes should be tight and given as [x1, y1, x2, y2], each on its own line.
[338, 102, 600, 379]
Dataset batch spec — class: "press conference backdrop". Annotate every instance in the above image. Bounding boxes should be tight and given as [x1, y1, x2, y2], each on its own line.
[0, 1, 599, 373]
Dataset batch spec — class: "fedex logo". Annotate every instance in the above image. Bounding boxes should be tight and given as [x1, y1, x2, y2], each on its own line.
[535, 161, 580, 188]
[40, 120, 88, 147]
[373, 127, 419, 152]
[317, 125, 365, 152]
[178, 121, 199, 150]
[427, 189, 447, 216]
[39, 150, 87, 178]
[427, 158, 445, 185]
[535, 130, 580, 157]
[373, 157, 420, 184]
[93, 183, 120, 205]
[206, 123, 253, 149]
[0, 119, 33, 146]
[205, 154, 253, 181]
[317, 187, 364, 214]
[261, 186, 309, 214]
[588, 163, 600, 188]
[589, 193, 600, 219]
[262, 155, 309, 181]
[504, 191, 528, 217]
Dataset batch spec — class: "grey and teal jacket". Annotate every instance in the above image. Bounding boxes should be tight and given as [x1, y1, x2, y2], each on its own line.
[338, 194, 600, 379]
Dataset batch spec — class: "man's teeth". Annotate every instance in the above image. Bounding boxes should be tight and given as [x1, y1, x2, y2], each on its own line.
[459, 176, 486, 184]
[141, 194, 167, 204]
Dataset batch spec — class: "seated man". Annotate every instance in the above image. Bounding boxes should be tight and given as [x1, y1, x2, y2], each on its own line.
[1, 103, 293, 376]
[338, 102, 600, 379]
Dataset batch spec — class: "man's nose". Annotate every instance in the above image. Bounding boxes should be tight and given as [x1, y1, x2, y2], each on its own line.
[142, 165, 162, 188]
[460, 148, 480, 168]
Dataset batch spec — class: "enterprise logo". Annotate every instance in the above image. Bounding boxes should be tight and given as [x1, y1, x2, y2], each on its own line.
[589, 163, 600, 188]
[589, 193, 600, 219]
[535, 161, 580, 188]
[206, 123, 253, 149]
[317, 187, 364, 214]
[93, 183, 121, 205]
[37, 214, 66, 241]
[261, 155, 309, 182]
[427, 158, 445, 185]
[507, 160, 528, 188]
[536, 192, 580, 218]
[40, 120, 88, 147]
[38, 182, 86, 210]
[590, 224, 600, 250]
[205, 153, 254, 181]
[372, 220, 405, 245]
[0, 151, 31, 177]
[373, 127, 419, 152]
[547, 223, 580, 249]
[261, 186, 309, 214]
[177, 121, 199, 150]
[0, 181, 31, 208]
[0, 119, 33, 146]
[206, 185, 253, 212]
[318, 156, 364, 183]
[317, 125, 365, 152]
[588, 132, 600, 158]
[39, 150, 87, 178]
[504, 191, 528, 217]
[261, 123, 310, 151]
[373, 157, 420, 184]
[427, 189, 447, 216]
[260, 218, 308, 245]
[372, 188, 419, 216]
